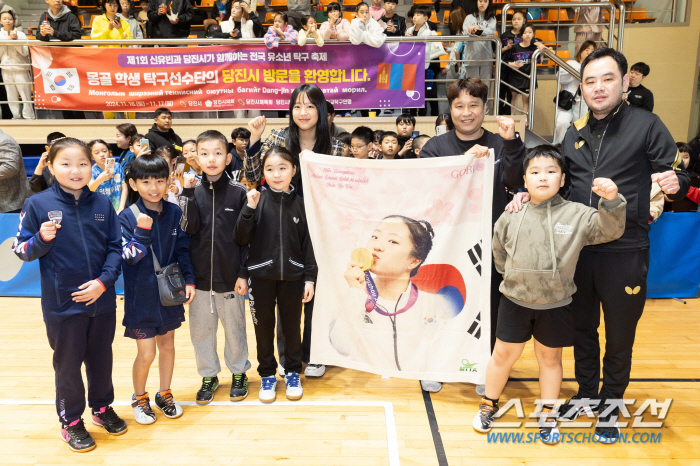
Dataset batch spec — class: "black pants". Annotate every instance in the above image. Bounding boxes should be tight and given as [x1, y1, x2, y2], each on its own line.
[45, 311, 116, 424]
[249, 277, 305, 377]
[490, 258, 501, 353]
[572, 248, 649, 401]
[277, 294, 314, 365]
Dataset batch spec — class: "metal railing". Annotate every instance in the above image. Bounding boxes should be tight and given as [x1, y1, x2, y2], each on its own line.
[527, 47, 582, 133]
[0, 35, 503, 116]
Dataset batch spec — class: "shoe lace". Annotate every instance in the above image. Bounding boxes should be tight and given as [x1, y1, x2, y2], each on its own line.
[159, 390, 175, 408]
[233, 374, 245, 388]
[100, 406, 121, 424]
[261, 376, 277, 390]
[478, 401, 496, 419]
[136, 395, 152, 412]
[539, 410, 557, 429]
[66, 419, 90, 440]
[286, 372, 300, 387]
[201, 377, 216, 392]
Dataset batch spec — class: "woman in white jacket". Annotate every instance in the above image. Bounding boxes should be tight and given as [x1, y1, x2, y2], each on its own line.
[0, 10, 34, 119]
[552, 41, 596, 144]
[406, 5, 445, 116]
[460, 0, 496, 93]
[349, 2, 386, 48]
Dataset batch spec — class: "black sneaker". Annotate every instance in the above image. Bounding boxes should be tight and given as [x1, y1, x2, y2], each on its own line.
[155, 389, 184, 419]
[472, 398, 498, 433]
[196, 376, 219, 405]
[230, 373, 248, 401]
[91, 406, 128, 435]
[61, 419, 96, 453]
[594, 412, 620, 444]
[557, 394, 599, 422]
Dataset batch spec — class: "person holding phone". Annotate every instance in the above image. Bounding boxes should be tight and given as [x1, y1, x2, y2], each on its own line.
[91, 0, 134, 47]
[460, 0, 496, 99]
[147, 0, 194, 40]
[37, 0, 82, 43]
[88, 139, 128, 213]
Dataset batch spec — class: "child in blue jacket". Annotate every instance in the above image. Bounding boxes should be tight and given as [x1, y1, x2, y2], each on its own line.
[119, 154, 195, 425]
[13, 137, 126, 453]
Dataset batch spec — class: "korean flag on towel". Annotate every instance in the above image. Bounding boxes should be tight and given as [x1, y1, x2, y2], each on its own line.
[42, 68, 80, 94]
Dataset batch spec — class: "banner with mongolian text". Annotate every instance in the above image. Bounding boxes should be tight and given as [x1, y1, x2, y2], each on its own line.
[29, 43, 425, 112]
[302, 153, 494, 383]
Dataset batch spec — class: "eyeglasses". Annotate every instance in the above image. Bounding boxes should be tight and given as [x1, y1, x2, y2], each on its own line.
[350, 144, 367, 152]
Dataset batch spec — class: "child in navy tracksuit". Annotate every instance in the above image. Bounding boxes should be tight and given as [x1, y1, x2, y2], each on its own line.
[13, 138, 126, 453]
[119, 154, 195, 425]
[234, 147, 317, 404]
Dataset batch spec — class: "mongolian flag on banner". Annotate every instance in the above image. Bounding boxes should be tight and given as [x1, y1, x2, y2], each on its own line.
[376, 63, 418, 91]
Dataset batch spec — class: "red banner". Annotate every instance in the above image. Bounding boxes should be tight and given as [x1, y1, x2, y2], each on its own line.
[30, 43, 426, 112]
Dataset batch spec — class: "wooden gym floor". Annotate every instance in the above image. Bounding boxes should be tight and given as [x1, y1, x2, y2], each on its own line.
[1, 296, 699, 465]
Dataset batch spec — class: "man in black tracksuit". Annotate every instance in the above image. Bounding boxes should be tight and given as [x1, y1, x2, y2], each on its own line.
[557, 48, 689, 443]
[147, 0, 193, 39]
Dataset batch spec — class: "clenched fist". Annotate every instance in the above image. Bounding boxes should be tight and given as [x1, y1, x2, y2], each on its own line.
[247, 188, 260, 208]
[136, 213, 153, 229]
[592, 177, 618, 201]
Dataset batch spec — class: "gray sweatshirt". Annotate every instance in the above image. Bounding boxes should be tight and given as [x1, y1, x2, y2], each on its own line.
[493, 193, 626, 309]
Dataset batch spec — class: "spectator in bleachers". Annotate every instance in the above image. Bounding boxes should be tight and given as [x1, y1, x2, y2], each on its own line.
[37, 0, 82, 42]
[137, 0, 149, 37]
[213, 0, 232, 22]
[396, 113, 416, 158]
[406, 5, 444, 117]
[285, 0, 312, 31]
[552, 40, 596, 144]
[319, 2, 350, 41]
[264, 13, 298, 48]
[574, 0, 604, 54]
[379, 0, 405, 37]
[507, 24, 541, 120]
[337, 132, 352, 157]
[450, 0, 476, 23]
[461, 0, 496, 93]
[116, 123, 138, 167]
[147, 0, 194, 39]
[92, 0, 134, 46]
[445, 8, 466, 84]
[349, 2, 386, 47]
[0, 129, 30, 213]
[326, 102, 346, 138]
[30, 132, 65, 193]
[412, 134, 430, 157]
[214, 0, 255, 38]
[406, 5, 436, 32]
[119, 0, 145, 42]
[0, 0, 21, 33]
[663, 143, 699, 212]
[624, 62, 654, 113]
[369, 0, 385, 22]
[0, 11, 34, 120]
[299, 16, 324, 46]
[436, 113, 454, 132]
[146, 108, 183, 151]
[498, 10, 526, 115]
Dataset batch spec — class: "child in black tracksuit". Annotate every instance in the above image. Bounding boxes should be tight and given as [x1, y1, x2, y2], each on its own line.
[13, 138, 126, 453]
[234, 147, 316, 404]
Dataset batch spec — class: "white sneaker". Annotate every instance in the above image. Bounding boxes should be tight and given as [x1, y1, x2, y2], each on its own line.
[539, 409, 560, 445]
[259, 376, 277, 403]
[420, 381, 443, 393]
[131, 393, 156, 425]
[304, 363, 325, 377]
[285, 372, 303, 401]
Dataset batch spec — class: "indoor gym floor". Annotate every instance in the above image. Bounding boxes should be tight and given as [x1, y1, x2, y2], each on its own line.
[1, 296, 699, 465]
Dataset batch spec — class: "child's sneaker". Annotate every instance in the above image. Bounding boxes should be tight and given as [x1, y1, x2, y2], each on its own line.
[594, 412, 620, 444]
[259, 375, 277, 403]
[155, 389, 183, 419]
[60, 419, 95, 453]
[539, 408, 560, 445]
[472, 398, 498, 433]
[91, 406, 128, 435]
[131, 392, 156, 425]
[284, 372, 303, 401]
[196, 376, 219, 405]
[230, 373, 249, 401]
[304, 363, 325, 378]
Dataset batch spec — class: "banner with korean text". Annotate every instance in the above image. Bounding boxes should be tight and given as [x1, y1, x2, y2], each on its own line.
[29, 43, 425, 112]
[302, 153, 494, 383]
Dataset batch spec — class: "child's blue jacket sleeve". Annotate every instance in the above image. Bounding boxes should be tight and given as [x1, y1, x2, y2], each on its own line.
[119, 209, 151, 267]
[96, 207, 123, 290]
[13, 199, 55, 262]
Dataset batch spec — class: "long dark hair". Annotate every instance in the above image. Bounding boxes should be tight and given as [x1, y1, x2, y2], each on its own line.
[286, 84, 332, 158]
[383, 215, 435, 277]
[471, 0, 495, 21]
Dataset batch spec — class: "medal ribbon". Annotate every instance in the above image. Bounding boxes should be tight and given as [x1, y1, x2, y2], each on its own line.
[364, 271, 419, 316]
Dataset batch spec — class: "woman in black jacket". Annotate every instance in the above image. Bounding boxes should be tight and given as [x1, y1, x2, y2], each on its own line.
[234, 147, 316, 404]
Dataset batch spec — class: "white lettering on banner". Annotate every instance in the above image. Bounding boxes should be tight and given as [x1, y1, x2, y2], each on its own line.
[88, 89, 126, 96]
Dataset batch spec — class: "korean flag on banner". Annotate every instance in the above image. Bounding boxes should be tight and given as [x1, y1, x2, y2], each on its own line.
[42, 68, 80, 94]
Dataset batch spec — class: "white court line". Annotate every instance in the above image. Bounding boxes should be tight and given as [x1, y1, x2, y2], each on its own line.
[0, 399, 400, 466]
